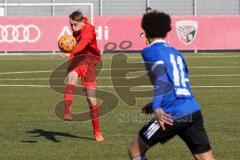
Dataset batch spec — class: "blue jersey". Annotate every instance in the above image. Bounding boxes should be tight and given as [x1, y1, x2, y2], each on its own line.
[141, 40, 200, 119]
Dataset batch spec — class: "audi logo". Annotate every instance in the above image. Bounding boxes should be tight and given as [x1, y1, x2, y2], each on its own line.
[0, 25, 41, 43]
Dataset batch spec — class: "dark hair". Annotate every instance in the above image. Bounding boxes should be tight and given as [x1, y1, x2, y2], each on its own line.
[145, 7, 152, 13]
[69, 10, 83, 22]
[141, 12, 171, 38]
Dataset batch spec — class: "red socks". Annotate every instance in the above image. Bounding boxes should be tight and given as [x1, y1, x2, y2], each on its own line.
[64, 84, 76, 114]
[90, 104, 100, 132]
[64, 85, 100, 133]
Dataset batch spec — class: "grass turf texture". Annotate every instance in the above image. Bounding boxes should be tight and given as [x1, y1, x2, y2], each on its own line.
[0, 53, 240, 160]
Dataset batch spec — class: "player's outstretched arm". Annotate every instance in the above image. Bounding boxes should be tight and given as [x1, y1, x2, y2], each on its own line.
[151, 64, 174, 130]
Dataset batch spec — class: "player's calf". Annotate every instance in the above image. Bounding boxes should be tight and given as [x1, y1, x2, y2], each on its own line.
[128, 136, 149, 160]
[84, 87, 104, 141]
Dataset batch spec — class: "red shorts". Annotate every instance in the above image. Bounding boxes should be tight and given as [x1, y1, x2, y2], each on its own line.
[67, 54, 100, 88]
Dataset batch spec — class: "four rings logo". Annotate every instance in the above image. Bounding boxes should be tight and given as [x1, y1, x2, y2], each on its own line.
[0, 25, 41, 43]
[176, 20, 198, 45]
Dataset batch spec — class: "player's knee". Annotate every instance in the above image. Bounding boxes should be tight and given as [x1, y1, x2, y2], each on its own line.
[87, 96, 97, 106]
[128, 140, 141, 158]
[194, 150, 215, 160]
[67, 72, 78, 84]
[68, 78, 78, 85]
[195, 157, 215, 160]
[197, 157, 215, 160]
[128, 145, 135, 157]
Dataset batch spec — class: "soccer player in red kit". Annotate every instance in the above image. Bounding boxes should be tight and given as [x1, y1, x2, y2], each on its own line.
[61, 10, 104, 142]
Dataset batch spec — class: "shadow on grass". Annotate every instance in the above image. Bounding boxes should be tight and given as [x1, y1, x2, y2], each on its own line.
[21, 129, 95, 143]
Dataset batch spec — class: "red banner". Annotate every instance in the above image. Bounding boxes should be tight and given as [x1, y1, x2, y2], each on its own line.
[0, 16, 240, 51]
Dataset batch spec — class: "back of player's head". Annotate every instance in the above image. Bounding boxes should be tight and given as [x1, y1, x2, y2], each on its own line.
[69, 10, 83, 22]
[141, 12, 171, 39]
[145, 7, 152, 13]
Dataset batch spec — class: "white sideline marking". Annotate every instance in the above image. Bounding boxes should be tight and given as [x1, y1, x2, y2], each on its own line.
[184, 55, 240, 59]
[0, 78, 60, 81]
[126, 55, 240, 59]
[0, 53, 239, 57]
[0, 70, 53, 75]
[0, 69, 146, 75]
[191, 86, 240, 88]
[0, 84, 51, 88]
[0, 84, 240, 88]
[103, 55, 240, 59]
[0, 66, 239, 75]
[188, 66, 240, 69]
[0, 74, 239, 81]
[190, 74, 240, 77]
[101, 55, 240, 59]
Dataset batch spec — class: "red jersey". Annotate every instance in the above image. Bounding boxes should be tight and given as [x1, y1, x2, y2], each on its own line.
[71, 17, 101, 60]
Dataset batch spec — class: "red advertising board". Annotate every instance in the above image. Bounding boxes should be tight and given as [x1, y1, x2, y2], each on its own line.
[0, 16, 239, 51]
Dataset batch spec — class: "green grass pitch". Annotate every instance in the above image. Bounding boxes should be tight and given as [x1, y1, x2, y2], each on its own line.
[0, 52, 240, 160]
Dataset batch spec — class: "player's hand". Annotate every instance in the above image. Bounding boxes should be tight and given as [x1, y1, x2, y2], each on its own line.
[60, 53, 70, 59]
[142, 103, 154, 114]
[154, 108, 173, 130]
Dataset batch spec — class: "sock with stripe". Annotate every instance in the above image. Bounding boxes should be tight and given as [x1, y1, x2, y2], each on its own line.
[64, 84, 76, 114]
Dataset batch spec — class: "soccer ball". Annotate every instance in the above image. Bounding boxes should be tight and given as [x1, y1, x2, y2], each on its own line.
[58, 35, 77, 53]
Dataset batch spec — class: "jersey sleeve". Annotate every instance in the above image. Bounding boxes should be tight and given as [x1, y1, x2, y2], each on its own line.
[141, 48, 173, 111]
[70, 24, 94, 56]
[151, 63, 173, 111]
